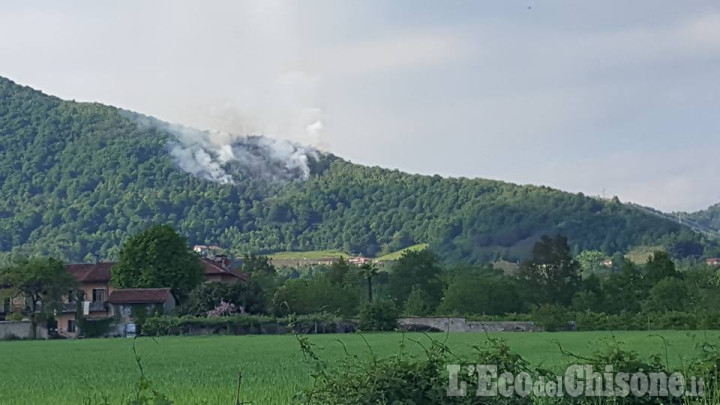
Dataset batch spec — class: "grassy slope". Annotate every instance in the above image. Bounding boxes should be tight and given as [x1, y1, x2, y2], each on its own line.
[0, 331, 714, 404]
[268, 243, 430, 262]
[625, 245, 665, 264]
[375, 243, 429, 261]
[268, 250, 349, 260]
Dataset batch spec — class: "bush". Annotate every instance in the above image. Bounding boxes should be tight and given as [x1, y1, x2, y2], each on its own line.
[403, 285, 429, 316]
[79, 317, 115, 338]
[358, 300, 399, 331]
[297, 333, 720, 404]
[531, 304, 571, 331]
[9, 312, 23, 321]
[141, 313, 354, 336]
[296, 334, 467, 404]
[184, 281, 266, 316]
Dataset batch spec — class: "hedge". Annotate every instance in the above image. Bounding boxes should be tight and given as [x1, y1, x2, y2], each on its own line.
[142, 313, 356, 336]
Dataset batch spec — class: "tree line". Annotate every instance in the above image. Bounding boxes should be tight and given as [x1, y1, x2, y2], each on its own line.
[3, 224, 719, 335]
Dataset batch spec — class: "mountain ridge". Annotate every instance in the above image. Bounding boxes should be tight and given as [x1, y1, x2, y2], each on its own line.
[0, 76, 714, 262]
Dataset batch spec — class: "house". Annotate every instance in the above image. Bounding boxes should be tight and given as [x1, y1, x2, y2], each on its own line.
[108, 288, 175, 333]
[270, 257, 341, 268]
[707, 258, 720, 266]
[349, 257, 371, 266]
[201, 257, 249, 284]
[0, 291, 25, 321]
[193, 245, 209, 255]
[55, 258, 248, 337]
[601, 259, 613, 268]
[56, 262, 115, 337]
[193, 244, 225, 258]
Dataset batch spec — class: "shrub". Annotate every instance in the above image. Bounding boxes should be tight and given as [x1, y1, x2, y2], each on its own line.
[296, 334, 465, 404]
[79, 317, 115, 338]
[9, 312, 23, 321]
[206, 300, 239, 317]
[297, 333, 720, 404]
[402, 285, 429, 316]
[141, 313, 354, 336]
[184, 281, 266, 316]
[531, 304, 571, 331]
[358, 300, 398, 331]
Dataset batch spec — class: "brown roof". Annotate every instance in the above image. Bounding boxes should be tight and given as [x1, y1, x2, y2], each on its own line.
[108, 288, 172, 304]
[201, 259, 249, 282]
[66, 263, 115, 283]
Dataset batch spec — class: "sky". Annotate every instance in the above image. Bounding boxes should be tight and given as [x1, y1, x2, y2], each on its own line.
[1, 1, 719, 212]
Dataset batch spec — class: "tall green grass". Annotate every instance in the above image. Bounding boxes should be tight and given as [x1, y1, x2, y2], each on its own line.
[0, 331, 716, 404]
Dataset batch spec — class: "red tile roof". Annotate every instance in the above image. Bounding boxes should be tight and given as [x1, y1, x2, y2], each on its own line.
[66, 263, 115, 283]
[201, 259, 249, 282]
[108, 288, 172, 304]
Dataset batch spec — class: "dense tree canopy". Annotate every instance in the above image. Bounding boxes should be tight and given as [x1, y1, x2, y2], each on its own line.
[388, 250, 444, 310]
[0, 76, 713, 264]
[111, 224, 203, 302]
[517, 235, 582, 306]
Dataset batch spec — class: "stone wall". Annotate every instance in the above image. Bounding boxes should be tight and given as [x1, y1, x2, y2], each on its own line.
[0, 321, 48, 339]
[397, 317, 539, 333]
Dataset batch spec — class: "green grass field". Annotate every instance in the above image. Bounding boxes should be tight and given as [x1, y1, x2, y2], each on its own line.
[375, 243, 429, 261]
[268, 243, 429, 263]
[268, 250, 349, 260]
[625, 245, 664, 264]
[0, 331, 716, 404]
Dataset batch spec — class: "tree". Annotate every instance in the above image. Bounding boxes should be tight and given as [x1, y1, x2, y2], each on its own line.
[642, 277, 689, 312]
[576, 250, 607, 276]
[602, 261, 646, 314]
[403, 285, 429, 316]
[111, 225, 203, 303]
[185, 281, 266, 316]
[0, 257, 76, 338]
[388, 249, 443, 310]
[271, 278, 359, 317]
[438, 275, 521, 315]
[645, 251, 680, 285]
[358, 299, 398, 331]
[242, 253, 276, 276]
[325, 258, 351, 288]
[358, 263, 378, 303]
[517, 235, 581, 306]
[241, 253, 279, 309]
[571, 273, 604, 312]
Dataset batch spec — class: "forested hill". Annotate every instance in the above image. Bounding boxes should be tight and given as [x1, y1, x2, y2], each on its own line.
[0, 76, 711, 263]
[686, 205, 720, 236]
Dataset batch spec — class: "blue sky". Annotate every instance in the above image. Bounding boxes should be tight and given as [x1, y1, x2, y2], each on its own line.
[1, 1, 719, 211]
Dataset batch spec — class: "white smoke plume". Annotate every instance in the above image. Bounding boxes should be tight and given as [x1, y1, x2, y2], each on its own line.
[126, 112, 322, 184]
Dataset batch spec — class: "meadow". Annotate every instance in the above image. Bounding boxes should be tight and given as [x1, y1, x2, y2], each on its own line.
[0, 331, 717, 404]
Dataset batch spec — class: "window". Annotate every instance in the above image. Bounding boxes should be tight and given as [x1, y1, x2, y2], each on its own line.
[67, 320, 76, 333]
[67, 290, 75, 303]
[92, 288, 106, 302]
[2, 298, 9, 314]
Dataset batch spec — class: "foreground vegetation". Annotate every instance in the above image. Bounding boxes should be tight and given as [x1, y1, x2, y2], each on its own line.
[0, 331, 717, 404]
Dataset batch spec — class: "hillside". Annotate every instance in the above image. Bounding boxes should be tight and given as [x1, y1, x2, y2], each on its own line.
[686, 205, 720, 234]
[0, 76, 712, 263]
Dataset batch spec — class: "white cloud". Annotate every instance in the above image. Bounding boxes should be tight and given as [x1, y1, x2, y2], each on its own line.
[313, 32, 467, 76]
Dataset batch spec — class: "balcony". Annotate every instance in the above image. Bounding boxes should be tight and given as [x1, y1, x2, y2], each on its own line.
[62, 301, 108, 314]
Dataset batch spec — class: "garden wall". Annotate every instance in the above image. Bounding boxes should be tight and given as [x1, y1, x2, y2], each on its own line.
[397, 317, 539, 332]
[0, 321, 48, 339]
